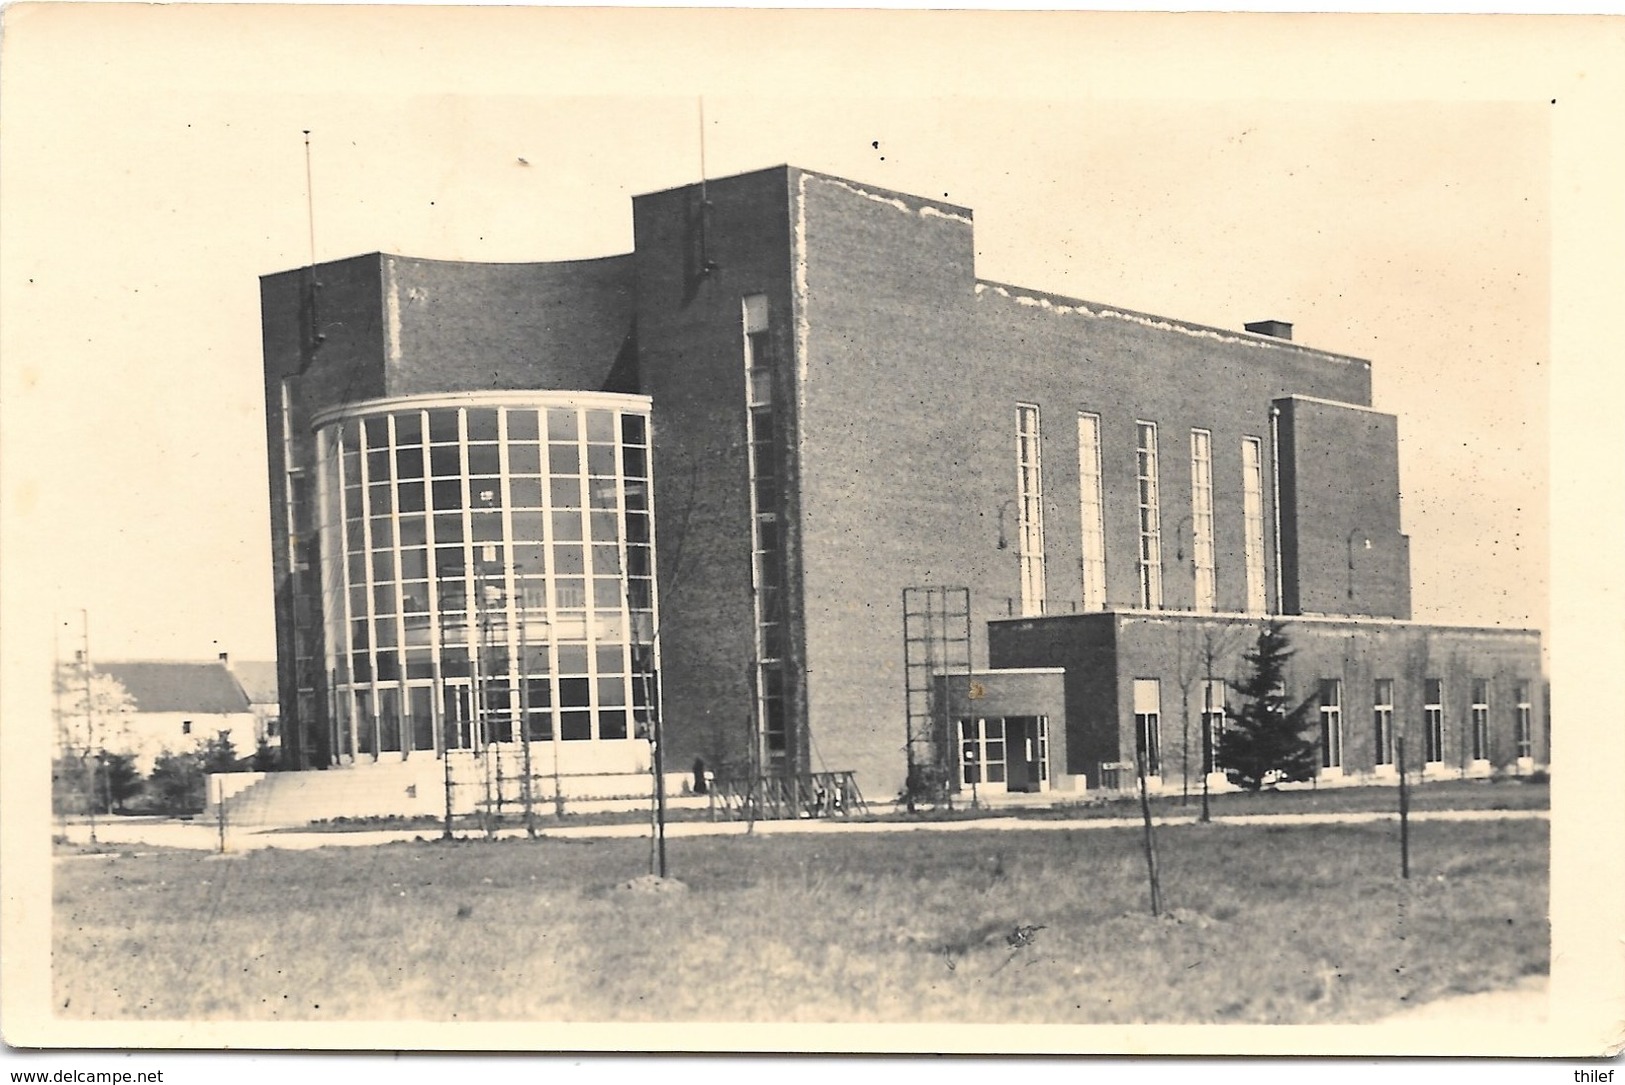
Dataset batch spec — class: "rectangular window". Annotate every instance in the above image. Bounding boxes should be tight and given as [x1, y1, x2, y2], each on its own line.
[1202, 678, 1227, 774]
[1242, 437, 1267, 614]
[1424, 678, 1444, 764]
[1078, 412, 1107, 611]
[1319, 678, 1343, 770]
[1189, 430, 1217, 612]
[1133, 678, 1161, 778]
[744, 294, 772, 406]
[1017, 404, 1046, 616]
[1471, 679, 1490, 762]
[958, 717, 1010, 788]
[1514, 680, 1533, 760]
[1136, 422, 1162, 609]
[1373, 678, 1395, 766]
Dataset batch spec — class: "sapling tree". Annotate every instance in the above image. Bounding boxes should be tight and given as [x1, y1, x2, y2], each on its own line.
[1224, 621, 1320, 791]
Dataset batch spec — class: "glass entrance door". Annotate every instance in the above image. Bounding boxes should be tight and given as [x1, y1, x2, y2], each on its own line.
[958, 716, 1049, 794]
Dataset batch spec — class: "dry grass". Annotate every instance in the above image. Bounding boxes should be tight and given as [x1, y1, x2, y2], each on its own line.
[53, 818, 1547, 1024]
[277, 777, 1548, 834]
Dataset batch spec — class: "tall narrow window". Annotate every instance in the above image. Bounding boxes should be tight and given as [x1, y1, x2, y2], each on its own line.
[1078, 412, 1107, 611]
[1471, 679, 1490, 763]
[1319, 678, 1343, 770]
[1242, 437, 1267, 614]
[1373, 678, 1395, 767]
[1424, 678, 1444, 765]
[1016, 404, 1046, 616]
[1514, 680, 1533, 760]
[1133, 678, 1161, 778]
[743, 295, 788, 771]
[1135, 421, 1162, 609]
[1202, 677, 1226, 774]
[1189, 429, 1216, 612]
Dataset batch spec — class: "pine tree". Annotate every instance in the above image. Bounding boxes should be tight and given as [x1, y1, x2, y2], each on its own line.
[100, 752, 144, 813]
[148, 748, 205, 814]
[1223, 621, 1320, 791]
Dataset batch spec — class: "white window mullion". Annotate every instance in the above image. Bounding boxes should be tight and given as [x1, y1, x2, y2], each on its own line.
[1190, 429, 1216, 612]
[1017, 404, 1046, 617]
[1242, 437, 1267, 614]
[1078, 413, 1106, 611]
[1136, 422, 1162, 609]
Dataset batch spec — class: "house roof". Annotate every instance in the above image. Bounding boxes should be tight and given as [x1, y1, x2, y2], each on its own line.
[229, 661, 279, 706]
[96, 661, 251, 715]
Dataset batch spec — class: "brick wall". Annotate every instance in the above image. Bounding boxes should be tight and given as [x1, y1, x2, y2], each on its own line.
[261, 254, 388, 766]
[631, 168, 797, 776]
[1275, 396, 1411, 618]
[989, 615, 1121, 785]
[786, 166, 1386, 799]
[381, 254, 635, 396]
[1004, 614, 1546, 790]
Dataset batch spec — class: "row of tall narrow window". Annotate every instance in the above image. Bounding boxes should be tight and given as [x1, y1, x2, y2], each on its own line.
[1017, 406, 1269, 616]
[1130, 676, 1534, 778]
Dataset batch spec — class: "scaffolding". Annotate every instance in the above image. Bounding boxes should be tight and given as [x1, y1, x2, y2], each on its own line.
[902, 586, 972, 807]
[707, 769, 868, 821]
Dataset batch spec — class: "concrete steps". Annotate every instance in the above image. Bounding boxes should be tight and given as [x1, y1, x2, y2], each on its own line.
[210, 753, 695, 827]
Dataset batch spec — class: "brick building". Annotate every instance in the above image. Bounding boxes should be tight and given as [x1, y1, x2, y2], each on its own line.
[261, 165, 1544, 810]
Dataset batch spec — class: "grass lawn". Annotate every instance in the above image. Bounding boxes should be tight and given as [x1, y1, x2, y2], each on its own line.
[275, 775, 1547, 835]
[53, 817, 1547, 1024]
[1045, 775, 1550, 821]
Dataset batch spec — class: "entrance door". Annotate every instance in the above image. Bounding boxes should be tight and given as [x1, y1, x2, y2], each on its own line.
[959, 716, 1048, 794]
[1004, 716, 1049, 793]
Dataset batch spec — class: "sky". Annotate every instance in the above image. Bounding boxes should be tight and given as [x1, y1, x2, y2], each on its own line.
[0, 7, 1595, 673]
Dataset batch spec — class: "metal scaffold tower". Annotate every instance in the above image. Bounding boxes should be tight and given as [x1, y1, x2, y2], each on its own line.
[902, 586, 972, 807]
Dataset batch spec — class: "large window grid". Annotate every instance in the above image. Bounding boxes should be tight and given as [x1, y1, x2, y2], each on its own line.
[1136, 422, 1163, 609]
[1017, 405, 1046, 616]
[1242, 437, 1267, 614]
[1189, 430, 1217, 612]
[1078, 412, 1107, 611]
[318, 396, 656, 763]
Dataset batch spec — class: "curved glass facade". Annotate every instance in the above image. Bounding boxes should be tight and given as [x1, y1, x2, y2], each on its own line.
[312, 392, 657, 766]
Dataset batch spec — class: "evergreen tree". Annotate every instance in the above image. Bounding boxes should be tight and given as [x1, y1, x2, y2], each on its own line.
[200, 731, 241, 774]
[148, 748, 205, 814]
[100, 752, 144, 813]
[1223, 621, 1320, 791]
[251, 737, 279, 773]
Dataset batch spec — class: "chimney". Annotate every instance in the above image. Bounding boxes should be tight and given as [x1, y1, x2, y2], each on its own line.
[218, 651, 230, 667]
[1245, 319, 1293, 341]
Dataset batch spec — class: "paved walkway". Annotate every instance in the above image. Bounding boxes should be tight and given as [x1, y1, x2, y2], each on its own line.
[55, 806, 1549, 854]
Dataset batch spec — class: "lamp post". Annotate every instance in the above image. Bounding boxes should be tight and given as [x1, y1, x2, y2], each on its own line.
[1346, 529, 1370, 604]
[996, 497, 1020, 617]
[995, 497, 1018, 552]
